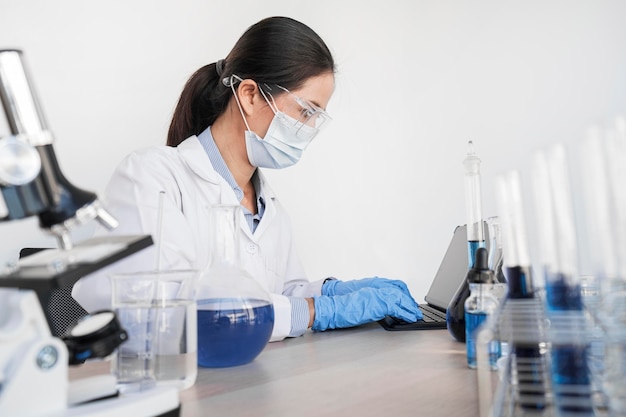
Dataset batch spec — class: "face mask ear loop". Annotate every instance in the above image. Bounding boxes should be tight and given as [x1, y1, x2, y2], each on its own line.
[229, 75, 253, 131]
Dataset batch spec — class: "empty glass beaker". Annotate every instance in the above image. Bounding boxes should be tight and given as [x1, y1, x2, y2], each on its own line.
[196, 204, 274, 368]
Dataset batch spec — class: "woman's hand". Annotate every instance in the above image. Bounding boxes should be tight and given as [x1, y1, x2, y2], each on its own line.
[310, 287, 423, 331]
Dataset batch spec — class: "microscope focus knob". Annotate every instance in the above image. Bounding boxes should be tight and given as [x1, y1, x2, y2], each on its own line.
[62, 310, 128, 365]
[0, 135, 41, 186]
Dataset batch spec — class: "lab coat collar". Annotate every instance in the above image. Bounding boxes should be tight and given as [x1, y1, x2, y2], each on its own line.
[177, 136, 222, 184]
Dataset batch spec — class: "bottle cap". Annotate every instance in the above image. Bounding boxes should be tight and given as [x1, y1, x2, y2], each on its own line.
[467, 247, 495, 284]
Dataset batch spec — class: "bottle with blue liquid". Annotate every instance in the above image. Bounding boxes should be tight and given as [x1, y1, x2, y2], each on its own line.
[196, 204, 274, 368]
[464, 247, 501, 369]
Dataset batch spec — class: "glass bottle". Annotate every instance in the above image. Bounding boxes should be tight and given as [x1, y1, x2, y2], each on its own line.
[464, 247, 501, 369]
[196, 204, 274, 368]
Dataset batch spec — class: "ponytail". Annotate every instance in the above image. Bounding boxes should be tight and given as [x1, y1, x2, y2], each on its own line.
[166, 62, 231, 146]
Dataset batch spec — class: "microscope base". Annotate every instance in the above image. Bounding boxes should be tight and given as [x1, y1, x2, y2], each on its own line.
[59, 386, 180, 417]
[0, 288, 180, 417]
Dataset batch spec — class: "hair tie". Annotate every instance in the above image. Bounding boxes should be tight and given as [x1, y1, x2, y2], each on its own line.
[215, 59, 225, 76]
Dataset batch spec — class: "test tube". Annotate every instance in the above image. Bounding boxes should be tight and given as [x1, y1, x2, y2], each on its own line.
[495, 171, 534, 299]
[578, 126, 617, 408]
[446, 141, 487, 344]
[495, 170, 548, 411]
[597, 117, 626, 414]
[579, 127, 618, 283]
[532, 145, 593, 414]
[600, 117, 626, 285]
[533, 145, 583, 309]
[463, 141, 486, 268]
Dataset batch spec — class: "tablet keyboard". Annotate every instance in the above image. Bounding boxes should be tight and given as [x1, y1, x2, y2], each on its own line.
[377, 304, 448, 331]
[419, 304, 447, 323]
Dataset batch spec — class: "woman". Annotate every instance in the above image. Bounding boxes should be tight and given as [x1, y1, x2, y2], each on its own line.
[73, 16, 422, 341]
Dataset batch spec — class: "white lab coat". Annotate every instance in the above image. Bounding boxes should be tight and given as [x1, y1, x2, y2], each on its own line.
[73, 136, 325, 341]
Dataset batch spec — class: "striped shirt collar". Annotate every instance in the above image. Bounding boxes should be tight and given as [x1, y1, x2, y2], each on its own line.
[196, 127, 265, 231]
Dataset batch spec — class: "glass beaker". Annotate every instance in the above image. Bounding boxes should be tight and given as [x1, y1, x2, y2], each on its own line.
[110, 269, 199, 391]
[196, 204, 274, 368]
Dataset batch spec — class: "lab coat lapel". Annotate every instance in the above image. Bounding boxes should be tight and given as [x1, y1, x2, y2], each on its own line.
[177, 136, 222, 185]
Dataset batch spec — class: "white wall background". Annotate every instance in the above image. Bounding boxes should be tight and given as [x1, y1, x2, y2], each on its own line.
[1, 0, 625, 300]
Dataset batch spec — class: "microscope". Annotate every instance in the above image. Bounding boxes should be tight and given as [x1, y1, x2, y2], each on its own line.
[0, 50, 180, 416]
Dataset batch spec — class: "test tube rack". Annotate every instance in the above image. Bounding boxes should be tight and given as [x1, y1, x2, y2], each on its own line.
[475, 285, 618, 417]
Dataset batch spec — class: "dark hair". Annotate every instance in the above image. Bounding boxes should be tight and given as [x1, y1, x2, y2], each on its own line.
[166, 16, 335, 146]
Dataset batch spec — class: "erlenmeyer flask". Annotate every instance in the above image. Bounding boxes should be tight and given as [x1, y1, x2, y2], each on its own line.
[196, 204, 274, 368]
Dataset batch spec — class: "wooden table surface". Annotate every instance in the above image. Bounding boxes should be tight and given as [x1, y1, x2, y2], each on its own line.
[71, 323, 480, 417]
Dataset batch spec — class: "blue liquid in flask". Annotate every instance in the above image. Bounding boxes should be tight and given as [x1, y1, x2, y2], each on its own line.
[197, 298, 274, 368]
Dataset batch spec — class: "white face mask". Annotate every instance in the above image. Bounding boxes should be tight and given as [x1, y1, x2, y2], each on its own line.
[244, 112, 318, 169]
[227, 75, 322, 169]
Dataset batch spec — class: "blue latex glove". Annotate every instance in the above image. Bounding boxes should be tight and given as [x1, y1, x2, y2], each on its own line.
[323, 277, 414, 299]
[312, 287, 423, 331]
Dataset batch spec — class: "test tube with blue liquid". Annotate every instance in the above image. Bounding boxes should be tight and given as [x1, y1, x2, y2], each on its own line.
[447, 141, 487, 343]
[533, 146, 593, 415]
[495, 170, 548, 411]
[463, 141, 486, 267]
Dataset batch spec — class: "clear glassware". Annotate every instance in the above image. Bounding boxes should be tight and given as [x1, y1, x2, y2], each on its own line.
[533, 145, 593, 414]
[486, 216, 508, 303]
[196, 204, 274, 368]
[464, 247, 501, 369]
[446, 141, 486, 343]
[579, 118, 626, 414]
[495, 170, 549, 411]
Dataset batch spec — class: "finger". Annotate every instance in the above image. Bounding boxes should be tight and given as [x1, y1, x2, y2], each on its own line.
[373, 287, 421, 322]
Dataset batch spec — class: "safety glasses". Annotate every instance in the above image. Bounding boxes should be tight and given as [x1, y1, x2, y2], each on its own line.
[224, 74, 331, 140]
[259, 83, 332, 133]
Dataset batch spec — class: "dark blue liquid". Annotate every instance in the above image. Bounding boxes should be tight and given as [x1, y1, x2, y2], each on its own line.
[465, 311, 500, 368]
[504, 266, 547, 410]
[545, 274, 592, 413]
[197, 299, 274, 368]
[445, 240, 486, 343]
[512, 346, 548, 410]
[504, 266, 534, 299]
[545, 272, 583, 311]
[446, 278, 470, 343]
